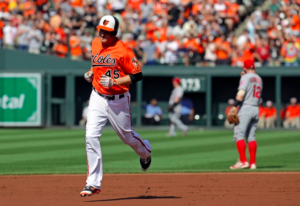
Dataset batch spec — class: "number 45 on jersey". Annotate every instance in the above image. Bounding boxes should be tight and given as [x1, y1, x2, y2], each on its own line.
[104, 69, 120, 79]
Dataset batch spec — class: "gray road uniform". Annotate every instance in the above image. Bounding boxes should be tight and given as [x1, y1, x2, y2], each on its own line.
[168, 86, 188, 135]
[234, 73, 263, 142]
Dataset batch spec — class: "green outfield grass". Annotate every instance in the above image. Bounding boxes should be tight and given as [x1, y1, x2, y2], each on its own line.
[0, 128, 299, 175]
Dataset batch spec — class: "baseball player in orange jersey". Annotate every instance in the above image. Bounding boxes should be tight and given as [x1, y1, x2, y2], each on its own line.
[80, 15, 152, 197]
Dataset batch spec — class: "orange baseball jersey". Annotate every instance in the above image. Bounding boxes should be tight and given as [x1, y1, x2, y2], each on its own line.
[259, 106, 266, 117]
[265, 107, 277, 118]
[91, 38, 141, 95]
[286, 105, 300, 118]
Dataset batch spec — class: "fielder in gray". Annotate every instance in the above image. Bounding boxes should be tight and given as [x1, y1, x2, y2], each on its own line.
[229, 59, 263, 170]
[167, 77, 188, 137]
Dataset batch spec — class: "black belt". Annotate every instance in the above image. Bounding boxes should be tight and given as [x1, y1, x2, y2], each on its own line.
[93, 87, 125, 100]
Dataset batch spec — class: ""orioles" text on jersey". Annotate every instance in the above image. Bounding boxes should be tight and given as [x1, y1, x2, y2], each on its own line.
[91, 38, 142, 95]
[92, 54, 117, 67]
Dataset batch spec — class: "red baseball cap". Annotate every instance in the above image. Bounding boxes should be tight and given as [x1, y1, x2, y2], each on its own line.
[243, 59, 255, 70]
[172, 77, 181, 84]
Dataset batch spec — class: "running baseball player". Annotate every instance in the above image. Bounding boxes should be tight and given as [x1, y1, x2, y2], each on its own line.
[167, 77, 188, 137]
[80, 15, 152, 197]
[227, 59, 263, 170]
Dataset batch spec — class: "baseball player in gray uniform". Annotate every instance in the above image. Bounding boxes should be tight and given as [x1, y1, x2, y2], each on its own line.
[229, 59, 263, 170]
[167, 77, 188, 137]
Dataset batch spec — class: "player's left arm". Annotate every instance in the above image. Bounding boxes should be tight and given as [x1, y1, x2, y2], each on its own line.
[114, 72, 143, 86]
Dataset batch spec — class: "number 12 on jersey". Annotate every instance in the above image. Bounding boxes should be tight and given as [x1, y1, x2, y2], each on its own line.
[104, 69, 120, 79]
[253, 85, 261, 98]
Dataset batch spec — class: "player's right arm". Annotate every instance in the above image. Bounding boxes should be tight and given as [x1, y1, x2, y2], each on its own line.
[230, 75, 248, 113]
[84, 66, 94, 83]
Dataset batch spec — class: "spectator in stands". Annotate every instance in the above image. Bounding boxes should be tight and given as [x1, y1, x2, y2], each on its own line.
[52, 35, 68, 58]
[224, 0, 240, 32]
[170, 18, 186, 37]
[68, 9, 83, 31]
[82, 5, 97, 34]
[270, 0, 280, 14]
[165, 35, 178, 65]
[257, 100, 266, 129]
[280, 35, 300, 67]
[280, 104, 288, 126]
[264, 100, 277, 128]
[204, 35, 217, 66]
[269, 36, 282, 66]
[143, 37, 157, 65]
[180, 96, 194, 126]
[23, 0, 36, 19]
[183, 16, 197, 36]
[183, 33, 202, 66]
[43, 28, 56, 54]
[224, 99, 235, 129]
[143, 98, 162, 125]
[70, 0, 85, 15]
[0, 3, 10, 21]
[214, 0, 226, 13]
[17, 19, 31, 51]
[3, 20, 17, 49]
[256, 38, 270, 66]
[95, 0, 107, 16]
[167, 2, 181, 27]
[35, 11, 51, 34]
[236, 29, 249, 49]
[69, 30, 82, 61]
[60, 0, 72, 14]
[81, 29, 92, 60]
[79, 100, 89, 126]
[255, 11, 271, 39]
[133, 36, 144, 65]
[111, 0, 126, 14]
[27, 23, 43, 54]
[3, 0, 295, 68]
[140, 0, 153, 23]
[49, 9, 61, 28]
[0, 17, 5, 48]
[81, 29, 93, 48]
[283, 97, 300, 129]
[215, 34, 231, 65]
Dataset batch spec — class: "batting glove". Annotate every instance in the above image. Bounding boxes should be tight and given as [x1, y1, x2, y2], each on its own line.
[100, 75, 116, 87]
[84, 71, 94, 82]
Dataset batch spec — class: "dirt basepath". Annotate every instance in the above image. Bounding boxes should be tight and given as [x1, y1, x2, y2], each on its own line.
[1, 173, 300, 206]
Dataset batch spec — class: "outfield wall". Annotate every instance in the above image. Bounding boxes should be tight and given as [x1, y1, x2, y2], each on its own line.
[1, 49, 300, 127]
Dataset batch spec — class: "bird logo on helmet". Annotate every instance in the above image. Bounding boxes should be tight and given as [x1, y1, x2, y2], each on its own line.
[97, 15, 119, 36]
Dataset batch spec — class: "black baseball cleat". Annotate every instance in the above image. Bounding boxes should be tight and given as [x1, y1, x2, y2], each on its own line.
[80, 186, 101, 197]
[140, 155, 151, 171]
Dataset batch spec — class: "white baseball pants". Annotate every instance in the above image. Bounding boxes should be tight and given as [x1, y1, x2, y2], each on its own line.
[85, 90, 152, 189]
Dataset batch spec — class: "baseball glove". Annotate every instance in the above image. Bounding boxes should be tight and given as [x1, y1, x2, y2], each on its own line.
[227, 107, 239, 124]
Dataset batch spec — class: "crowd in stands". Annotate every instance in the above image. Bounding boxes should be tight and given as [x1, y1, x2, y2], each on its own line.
[1, 0, 284, 66]
[0, 0, 299, 66]
[224, 97, 300, 129]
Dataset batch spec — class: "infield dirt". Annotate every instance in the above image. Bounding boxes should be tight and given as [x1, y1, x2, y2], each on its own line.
[1, 173, 300, 206]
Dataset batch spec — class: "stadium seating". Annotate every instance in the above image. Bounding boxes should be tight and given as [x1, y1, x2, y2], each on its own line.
[4, 0, 299, 68]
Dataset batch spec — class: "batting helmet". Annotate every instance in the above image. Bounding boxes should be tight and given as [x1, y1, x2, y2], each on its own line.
[243, 59, 255, 70]
[97, 15, 119, 36]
